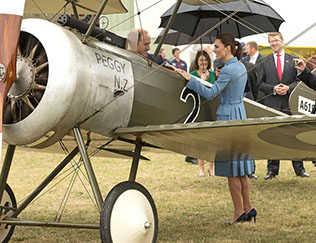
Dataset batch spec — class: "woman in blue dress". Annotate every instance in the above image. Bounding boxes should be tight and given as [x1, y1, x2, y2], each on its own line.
[177, 33, 256, 225]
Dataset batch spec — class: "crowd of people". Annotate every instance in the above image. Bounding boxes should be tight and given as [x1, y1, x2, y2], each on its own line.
[127, 28, 315, 224]
[127, 29, 316, 225]
[128, 28, 314, 179]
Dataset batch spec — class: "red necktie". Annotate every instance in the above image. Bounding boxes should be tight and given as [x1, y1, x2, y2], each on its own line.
[177, 60, 181, 69]
[277, 54, 282, 80]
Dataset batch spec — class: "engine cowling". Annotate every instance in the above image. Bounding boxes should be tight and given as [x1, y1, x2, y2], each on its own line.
[3, 18, 134, 148]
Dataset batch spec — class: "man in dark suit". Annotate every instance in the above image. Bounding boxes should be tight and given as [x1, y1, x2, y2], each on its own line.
[241, 60, 259, 101]
[244, 41, 265, 102]
[295, 59, 316, 168]
[258, 32, 310, 179]
[242, 41, 266, 179]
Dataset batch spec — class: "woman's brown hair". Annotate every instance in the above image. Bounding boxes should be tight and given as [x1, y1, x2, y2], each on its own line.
[216, 33, 243, 60]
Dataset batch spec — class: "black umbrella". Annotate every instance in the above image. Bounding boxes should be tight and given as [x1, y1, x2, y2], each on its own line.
[159, 0, 285, 40]
[155, 29, 216, 46]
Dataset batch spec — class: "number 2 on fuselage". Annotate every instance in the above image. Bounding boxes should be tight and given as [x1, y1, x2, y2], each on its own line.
[180, 87, 201, 124]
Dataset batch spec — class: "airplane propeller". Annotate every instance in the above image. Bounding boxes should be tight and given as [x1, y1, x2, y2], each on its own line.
[0, 0, 26, 160]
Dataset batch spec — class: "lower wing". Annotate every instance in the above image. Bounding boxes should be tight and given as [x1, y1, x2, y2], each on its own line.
[114, 115, 316, 162]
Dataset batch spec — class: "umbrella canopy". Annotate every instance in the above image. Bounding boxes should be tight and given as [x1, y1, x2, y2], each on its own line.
[155, 29, 216, 46]
[159, 0, 285, 39]
[24, 0, 128, 15]
[183, 0, 239, 4]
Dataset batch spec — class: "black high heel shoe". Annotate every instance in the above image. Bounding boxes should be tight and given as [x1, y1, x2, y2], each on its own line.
[246, 208, 257, 223]
[225, 212, 247, 225]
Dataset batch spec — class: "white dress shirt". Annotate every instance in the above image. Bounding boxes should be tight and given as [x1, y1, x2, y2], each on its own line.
[273, 50, 285, 71]
[250, 51, 259, 64]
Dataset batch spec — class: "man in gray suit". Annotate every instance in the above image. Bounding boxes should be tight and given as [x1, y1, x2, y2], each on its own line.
[244, 41, 265, 66]
[243, 41, 266, 179]
[244, 41, 265, 102]
[258, 32, 310, 179]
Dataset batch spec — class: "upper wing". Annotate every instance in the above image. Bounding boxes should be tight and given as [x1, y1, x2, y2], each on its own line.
[114, 115, 316, 161]
[183, 0, 238, 5]
[24, 0, 128, 15]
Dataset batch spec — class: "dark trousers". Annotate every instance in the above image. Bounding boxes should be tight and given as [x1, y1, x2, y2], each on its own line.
[268, 160, 305, 176]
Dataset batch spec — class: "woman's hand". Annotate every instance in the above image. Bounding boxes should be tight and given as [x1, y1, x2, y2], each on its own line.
[175, 69, 191, 80]
[201, 72, 207, 81]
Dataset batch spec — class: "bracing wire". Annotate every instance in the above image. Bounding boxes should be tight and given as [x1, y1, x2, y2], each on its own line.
[173, 17, 316, 124]
[54, 165, 79, 222]
[16, 141, 98, 212]
[77, 1, 251, 127]
[200, 0, 316, 63]
[30, 0, 50, 21]
[108, 0, 163, 31]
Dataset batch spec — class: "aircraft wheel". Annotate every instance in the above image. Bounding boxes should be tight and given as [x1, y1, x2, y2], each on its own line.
[100, 181, 158, 243]
[0, 184, 17, 243]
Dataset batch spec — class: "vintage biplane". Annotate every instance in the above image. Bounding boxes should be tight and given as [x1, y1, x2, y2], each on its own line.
[0, 0, 316, 242]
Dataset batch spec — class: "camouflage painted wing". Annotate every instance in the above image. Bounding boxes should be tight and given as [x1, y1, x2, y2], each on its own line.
[114, 115, 316, 162]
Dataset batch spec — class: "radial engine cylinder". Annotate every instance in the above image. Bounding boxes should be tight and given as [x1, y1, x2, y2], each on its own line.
[3, 18, 134, 148]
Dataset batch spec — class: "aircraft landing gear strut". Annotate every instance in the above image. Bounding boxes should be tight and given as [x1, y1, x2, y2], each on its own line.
[0, 145, 17, 243]
[0, 133, 158, 242]
[99, 137, 158, 243]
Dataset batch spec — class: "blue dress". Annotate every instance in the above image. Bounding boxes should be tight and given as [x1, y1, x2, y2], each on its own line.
[186, 57, 254, 177]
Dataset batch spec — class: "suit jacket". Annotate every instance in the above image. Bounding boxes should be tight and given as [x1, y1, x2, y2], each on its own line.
[298, 67, 316, 90]
[244, 53, 265, 102]
[258, 53, 299, 113]
[241, 60, 258, 100]
[244, 53, 265, 77]
[244, 53, 264, 63]
[147, 53, 168, 66]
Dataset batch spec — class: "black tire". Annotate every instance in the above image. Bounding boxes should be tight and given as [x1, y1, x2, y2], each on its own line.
[0, 184, 17, 243]
[100, 181, 158, 243]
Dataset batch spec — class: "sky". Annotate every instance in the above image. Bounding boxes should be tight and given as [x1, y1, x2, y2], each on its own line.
[133, 0, 316, 47]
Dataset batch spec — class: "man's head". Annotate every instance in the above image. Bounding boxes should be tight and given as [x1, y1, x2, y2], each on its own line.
[268, 32, 284, 54]
[159, 49, 166, 59]
[172, 48, 180, 59]
[136, 28, 151, 57]
[245, 41, 258, 56]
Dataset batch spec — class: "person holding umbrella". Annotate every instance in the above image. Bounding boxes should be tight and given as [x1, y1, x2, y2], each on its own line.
[176, 33, 256, 224]
[190, 50, 216, 177]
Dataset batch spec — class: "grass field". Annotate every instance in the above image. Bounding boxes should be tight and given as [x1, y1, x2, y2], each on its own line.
[2, 148, 316, 242]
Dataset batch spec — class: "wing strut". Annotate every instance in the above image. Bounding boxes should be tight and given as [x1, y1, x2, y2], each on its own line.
[82, 0, 109, 43]
[73, 127, 103, 212]
[128, 137, 143, 182]
[0, 145, 15, 201]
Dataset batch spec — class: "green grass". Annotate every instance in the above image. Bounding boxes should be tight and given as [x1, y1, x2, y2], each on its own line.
[2, 149, 315, 242]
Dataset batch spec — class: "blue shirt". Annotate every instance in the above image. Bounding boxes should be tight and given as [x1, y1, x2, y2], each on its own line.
[171, 59, 187, 72]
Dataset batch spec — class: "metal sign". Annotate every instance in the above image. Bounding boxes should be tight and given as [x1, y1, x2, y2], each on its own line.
[298, 95, 315, 115]
[0, 63, 6, 81]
